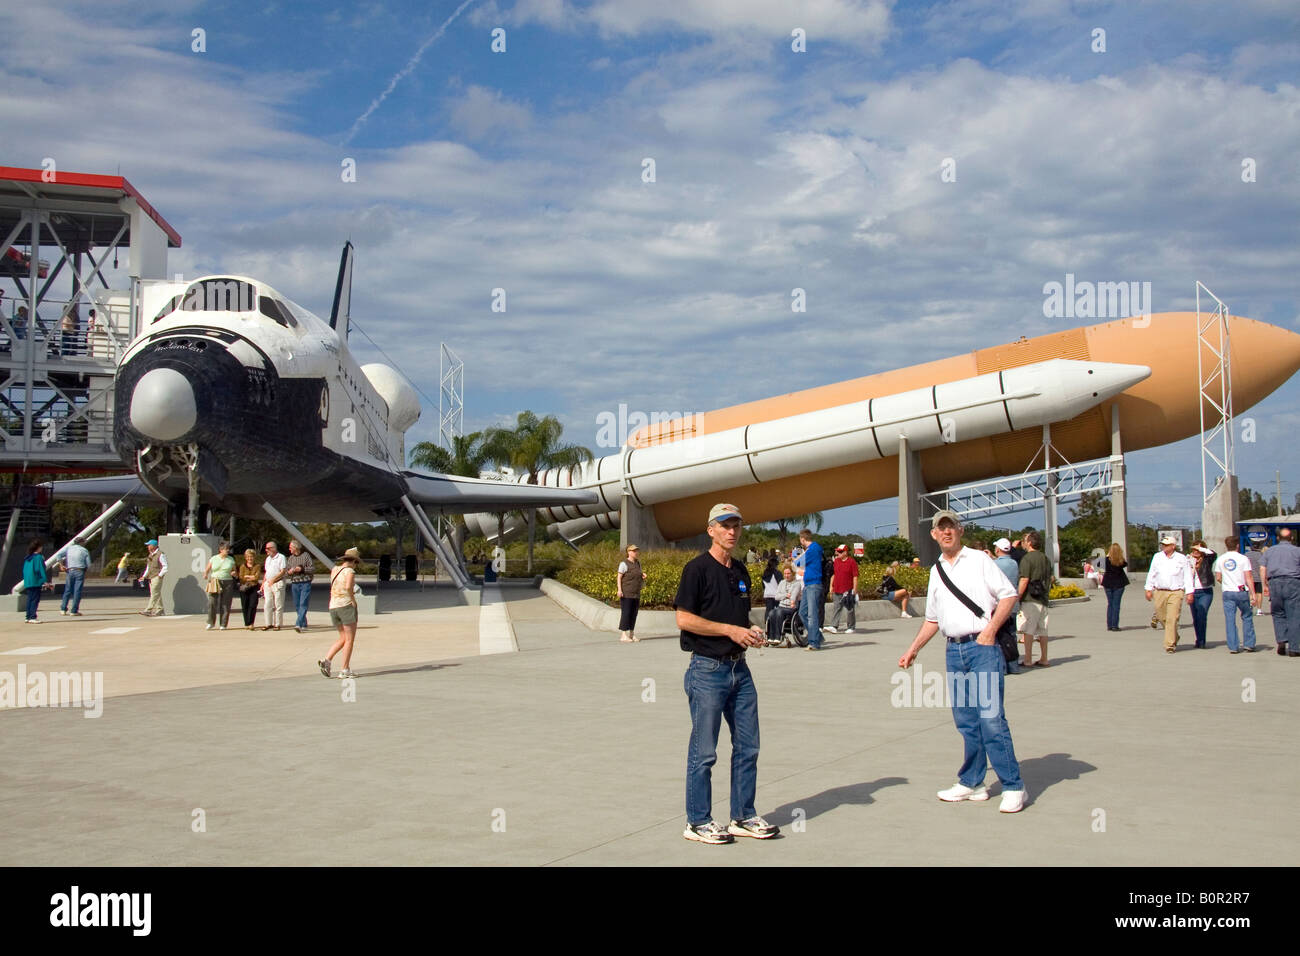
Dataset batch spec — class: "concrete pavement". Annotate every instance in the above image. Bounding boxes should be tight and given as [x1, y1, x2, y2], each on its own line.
[1, 580, 1295, 865]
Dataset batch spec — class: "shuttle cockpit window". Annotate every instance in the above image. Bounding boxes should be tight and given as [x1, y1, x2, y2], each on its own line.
[152, 279, 259, 323]
[258, 296, 297, 328]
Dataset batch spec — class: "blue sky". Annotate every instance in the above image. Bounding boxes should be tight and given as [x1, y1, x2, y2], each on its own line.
[3, 0, 1298, 536]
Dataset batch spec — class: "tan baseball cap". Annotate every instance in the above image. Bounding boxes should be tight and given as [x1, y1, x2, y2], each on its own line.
[932, 509, 962, 529]
[708, 503, 743, 524]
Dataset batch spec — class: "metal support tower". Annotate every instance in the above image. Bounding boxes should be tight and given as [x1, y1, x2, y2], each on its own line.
[1196, 282, 1238, 547]
[432, 343, 465, 574]
[1196, 282, 1234, 502]
[439, 343, 464, 451]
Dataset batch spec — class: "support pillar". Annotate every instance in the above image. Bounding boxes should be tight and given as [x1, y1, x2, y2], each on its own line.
[157, 532, 219, 615]
[1110, 403, 1129, 557]
[1202, 474, 1239, 552]
[620, 495, 669, 551]
[897, 434, 936, 564]
[1043, 424, 1060, 579]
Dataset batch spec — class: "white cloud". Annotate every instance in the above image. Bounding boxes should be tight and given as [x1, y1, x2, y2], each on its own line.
[507, 0, 892, 46]
[448, 85, 533, 140]
[4, 2, 1298, 527]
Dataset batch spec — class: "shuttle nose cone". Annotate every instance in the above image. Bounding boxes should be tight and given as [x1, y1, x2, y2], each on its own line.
[130, 368, 197, 441]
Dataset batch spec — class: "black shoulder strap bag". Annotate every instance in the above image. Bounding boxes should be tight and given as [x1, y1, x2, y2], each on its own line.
[934, 561, 1019, 663]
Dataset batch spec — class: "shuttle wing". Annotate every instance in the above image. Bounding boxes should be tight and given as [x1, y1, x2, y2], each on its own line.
[400, 471, 598, 511]
[48, 470, 598, 514]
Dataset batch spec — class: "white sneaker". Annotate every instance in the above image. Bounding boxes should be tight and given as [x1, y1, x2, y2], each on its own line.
[901, 611, 913, 618]
[937, 783, 990, 802]
[842, 628, 855, 633]
[339, 669, 354, 679]
[1000, 787, 1028, 813]
[823, 626, 838, 634]
[205, 624, 214, 630]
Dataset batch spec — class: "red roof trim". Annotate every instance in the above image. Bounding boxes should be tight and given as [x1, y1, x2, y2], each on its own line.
[0, 166, 182, 248]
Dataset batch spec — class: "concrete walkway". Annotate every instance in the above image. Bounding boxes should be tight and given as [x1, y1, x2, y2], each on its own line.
[0, 582, 1294, 865]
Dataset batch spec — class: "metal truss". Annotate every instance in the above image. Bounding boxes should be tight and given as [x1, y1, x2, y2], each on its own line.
[438, 342, 463, 451]
[1196, 282, 1233, 505]
[918, 454, 1125, 526]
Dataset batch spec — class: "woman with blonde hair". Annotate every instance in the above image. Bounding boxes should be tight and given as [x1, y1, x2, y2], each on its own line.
[319, 548, 361, 679]
[236, 548, 262, 629]
[1100, 542, 1130, 631]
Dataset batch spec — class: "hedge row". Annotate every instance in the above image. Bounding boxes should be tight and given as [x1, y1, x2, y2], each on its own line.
[557, 544, 933, 609]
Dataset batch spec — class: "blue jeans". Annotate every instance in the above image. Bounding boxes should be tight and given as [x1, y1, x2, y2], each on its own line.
[946, 640, 1022, 790]
[1104, 586, 1124, 629]
[1222, 590, 1256, 651]
[61, 569, 86, 613]
[1270, 576, 1300, 649]
[291, 581, 311, 628]
[800, 582, 825, 647]
[26, 587, 42, 620]
[684, 654, 759, 826]
[1191, 589, 1214, 646]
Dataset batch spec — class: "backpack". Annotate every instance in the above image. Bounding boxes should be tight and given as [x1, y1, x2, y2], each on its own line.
[1026, 577, 1049, 600]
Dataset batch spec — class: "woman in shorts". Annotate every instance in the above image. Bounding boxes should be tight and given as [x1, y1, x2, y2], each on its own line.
[319, 547, 360, 679]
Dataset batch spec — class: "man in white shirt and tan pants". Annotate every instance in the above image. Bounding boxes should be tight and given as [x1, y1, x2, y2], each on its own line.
[899, 510, 1027, 813]
[261, 540, 287, 631]
[1145, 535, 1194, 653]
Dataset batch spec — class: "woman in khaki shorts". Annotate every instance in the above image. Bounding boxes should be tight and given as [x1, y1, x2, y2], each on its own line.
[318, 548, 360, 679]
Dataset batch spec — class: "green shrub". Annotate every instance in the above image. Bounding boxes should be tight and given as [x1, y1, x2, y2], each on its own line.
[862, 536, 916, 564]
[1050, 583, 1085, 599]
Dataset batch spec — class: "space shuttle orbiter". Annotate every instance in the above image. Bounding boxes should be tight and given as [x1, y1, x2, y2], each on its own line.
[48, 244, 598, 532]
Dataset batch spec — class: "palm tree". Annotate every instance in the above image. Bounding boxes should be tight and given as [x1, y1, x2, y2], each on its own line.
[482, 411, 593, 573]
[409, 431, 487, 477]
[770, 512, 824, 551]
[408, 431, 487, 563]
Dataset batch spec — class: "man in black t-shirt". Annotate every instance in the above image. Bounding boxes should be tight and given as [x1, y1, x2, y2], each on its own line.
[674, 502, 779, 846]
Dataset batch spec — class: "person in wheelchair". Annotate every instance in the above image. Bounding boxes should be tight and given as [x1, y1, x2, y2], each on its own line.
[766, 565, 803, 645]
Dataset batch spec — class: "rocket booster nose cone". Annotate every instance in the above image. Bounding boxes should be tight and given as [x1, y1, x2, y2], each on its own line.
[130, 367, 198, 441]
[1087, 361, 1153, 395]
[1003, 359, 1151, 427]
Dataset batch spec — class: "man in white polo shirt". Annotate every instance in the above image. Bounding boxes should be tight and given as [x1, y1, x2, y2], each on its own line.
[1145, 535, 1194, 653]
[1213, 536, 1257, 653]
[261, 540, 287, 630]
[898, 510, 1026, 813]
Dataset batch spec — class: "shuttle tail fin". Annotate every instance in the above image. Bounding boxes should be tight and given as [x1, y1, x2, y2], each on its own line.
[330, 241, 354, 337]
